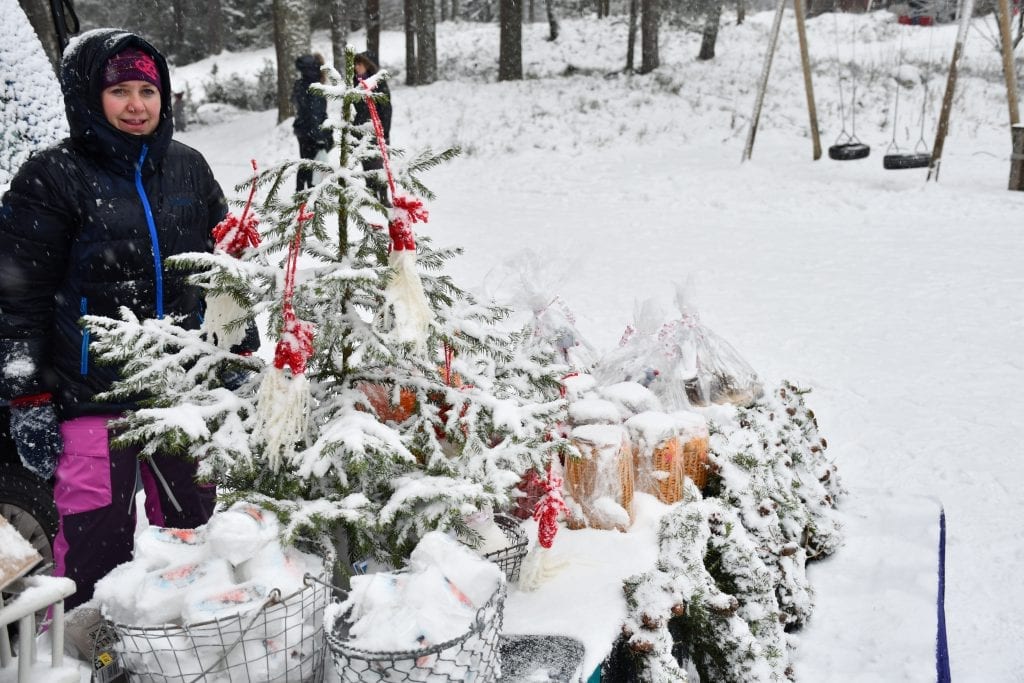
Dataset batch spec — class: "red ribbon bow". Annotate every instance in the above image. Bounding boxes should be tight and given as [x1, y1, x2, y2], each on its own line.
[212, 160, 262, 257]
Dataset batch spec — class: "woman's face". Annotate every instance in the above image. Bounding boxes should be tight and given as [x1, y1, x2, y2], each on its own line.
[354, 62, 368, 77]
[101, 80, 161, 136]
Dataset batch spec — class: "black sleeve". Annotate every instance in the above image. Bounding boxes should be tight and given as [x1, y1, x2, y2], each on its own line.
[0, 155, 75, 399]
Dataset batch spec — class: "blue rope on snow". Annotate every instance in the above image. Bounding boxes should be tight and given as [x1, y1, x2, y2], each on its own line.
[936, 508, 951, 683]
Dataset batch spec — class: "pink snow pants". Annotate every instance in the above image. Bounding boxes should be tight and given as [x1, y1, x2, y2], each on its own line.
[52, 415, 215, 610]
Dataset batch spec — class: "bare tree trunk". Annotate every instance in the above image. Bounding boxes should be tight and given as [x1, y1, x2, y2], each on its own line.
[452, 0, 460, 19]
[206, 0, 224, 55]
[498, 0, 523, 81]
[405, 0, 419, 84]
[626, 0, 639, 71]
[737, 0, 745, 24]
[17, 0, 61, 71]
[640, 0, 660, 73]
[529, 0, 536, 23]
[274, 0, 311, 123]
[329, 0, 347, 71]
[172, 0, 187, 56]
[546, 0, 559, 40]
[366, 0, 381, 58]
[417, 0, 437, 84]
[697, 0, 722, 60]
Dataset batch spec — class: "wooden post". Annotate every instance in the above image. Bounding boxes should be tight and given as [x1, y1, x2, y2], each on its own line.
[742, 0, 787, 162]
[1011, 124, 1024, 191]
[793, 0, 821, 160]
[928, 0, 975, 182]
[997, 0, 1020, 127]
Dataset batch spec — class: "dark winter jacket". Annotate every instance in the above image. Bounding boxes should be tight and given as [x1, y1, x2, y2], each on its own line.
[291, 55, 331, 149]
[353, 75, 392, 144]
[0, 29, 228, 418]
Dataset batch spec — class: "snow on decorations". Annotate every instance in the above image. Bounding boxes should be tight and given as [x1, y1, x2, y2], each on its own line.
[92, 502, 328, 682]
[326, 531, 506, 682]
[610, 382, 843, 681]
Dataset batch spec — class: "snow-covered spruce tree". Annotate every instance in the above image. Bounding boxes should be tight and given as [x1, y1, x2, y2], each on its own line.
[85, 47, 568, 566]
[1, 0, 67, 189]
[704, 381, 843, 629]
[616, 491, 787, 682]
[611, 383, 842, 680]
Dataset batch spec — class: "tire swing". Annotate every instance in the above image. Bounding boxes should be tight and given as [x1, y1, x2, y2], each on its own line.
[883, 29, 932, 170]
[829, 10, 870, 161]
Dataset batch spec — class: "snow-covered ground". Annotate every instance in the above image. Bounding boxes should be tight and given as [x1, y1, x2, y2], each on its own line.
[179, 12, 1023, 681]
[4, 8, 1022, 681]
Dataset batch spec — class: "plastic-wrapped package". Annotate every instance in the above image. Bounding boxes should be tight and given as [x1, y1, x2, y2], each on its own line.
[206, 502, 281, 566]
[237, 543, 322, 597]
[564, 424, 635, 531]
[483, 250, 598, 372]
[133, 526, 209, 569]
[658, 288, 763, 408]
[133, 559, 235, 625]
[597, 289, 763, 409]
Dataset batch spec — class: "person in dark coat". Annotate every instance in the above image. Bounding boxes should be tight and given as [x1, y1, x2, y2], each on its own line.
[292, 53, 332, 192]
[0, 28, 230, 610]
[352, 51, 392, 205]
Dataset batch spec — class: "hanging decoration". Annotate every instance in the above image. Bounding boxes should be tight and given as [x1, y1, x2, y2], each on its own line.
[205, 159, 262, 349]
[519, 461, 570, 591]
[359, 77, 433, 348]
[253, 205, 316, 472]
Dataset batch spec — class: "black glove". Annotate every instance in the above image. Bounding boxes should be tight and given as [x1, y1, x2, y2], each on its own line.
[9, 394, 63, 480]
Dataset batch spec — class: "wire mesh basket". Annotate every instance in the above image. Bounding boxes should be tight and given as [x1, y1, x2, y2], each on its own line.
[325, 582, 506, 683]
[482, 515, 527, 584]
[100, 560, 332, 682]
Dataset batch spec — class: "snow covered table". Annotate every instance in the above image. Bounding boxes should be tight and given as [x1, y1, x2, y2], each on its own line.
[503, 493, 672, 679]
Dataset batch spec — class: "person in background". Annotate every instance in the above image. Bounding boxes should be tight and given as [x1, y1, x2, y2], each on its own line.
[0, 29, 239, 610]
[172, 91, 187, 131]
[292, 52, 332, 192]
[352, 51, 392, 206]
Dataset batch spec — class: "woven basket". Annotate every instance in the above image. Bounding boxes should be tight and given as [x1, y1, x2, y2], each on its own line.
[650, 437, 684, 505]
[683, 435, 709, 490]
[564, 437, 634, 532]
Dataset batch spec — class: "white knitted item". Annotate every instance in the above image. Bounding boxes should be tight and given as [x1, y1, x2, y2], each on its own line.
[385, 249, 433, 349]
[252, 368, 309, 472]
[517, 545, 568, 592]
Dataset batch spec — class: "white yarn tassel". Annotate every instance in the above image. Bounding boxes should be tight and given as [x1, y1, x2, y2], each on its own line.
[203, 292, 248, 349]
[253, 367, 309, 472]
[386, 249, 433, 349]
[518, 544, 568, 591]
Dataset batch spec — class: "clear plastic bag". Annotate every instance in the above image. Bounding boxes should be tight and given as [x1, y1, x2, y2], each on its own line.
[660, 286, 763, 407]
[596, 286, 763, 409]
[482, 250, 598, 372]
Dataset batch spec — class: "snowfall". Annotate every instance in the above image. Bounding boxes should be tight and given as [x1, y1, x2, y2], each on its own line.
[3, 5, 1024, 682]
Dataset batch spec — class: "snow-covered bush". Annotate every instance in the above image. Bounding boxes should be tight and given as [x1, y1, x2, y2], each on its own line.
[202, 59, 277, 111]
[613, 383, 843, 681]
[0, 0, 67, 190]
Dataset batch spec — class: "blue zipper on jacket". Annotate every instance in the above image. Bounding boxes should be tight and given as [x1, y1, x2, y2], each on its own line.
[80, 296, 90, 375]
[135, 144, 164, 319]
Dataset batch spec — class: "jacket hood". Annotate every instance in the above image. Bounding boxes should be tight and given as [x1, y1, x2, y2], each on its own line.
[60, 29, 174, 176]
[295, 54, 321, 81]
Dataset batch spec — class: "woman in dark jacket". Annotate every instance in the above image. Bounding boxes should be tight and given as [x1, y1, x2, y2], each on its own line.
[292, 53, 331, 192]
[352, 51, 392, 205]
[0, 29, 227, 610]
